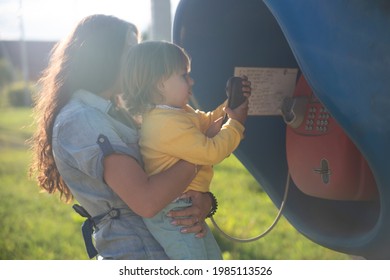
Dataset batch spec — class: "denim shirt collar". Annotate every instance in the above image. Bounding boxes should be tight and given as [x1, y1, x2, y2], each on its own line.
[73, 89, 112, 114]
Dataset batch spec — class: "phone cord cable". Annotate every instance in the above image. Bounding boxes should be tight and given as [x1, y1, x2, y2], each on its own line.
[210, 171, 291, 243]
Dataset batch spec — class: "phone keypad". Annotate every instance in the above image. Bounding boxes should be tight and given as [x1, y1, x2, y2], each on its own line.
[303, 104, 331, 134]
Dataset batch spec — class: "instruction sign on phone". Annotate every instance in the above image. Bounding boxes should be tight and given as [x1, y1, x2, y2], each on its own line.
[234, 67, 298, 116]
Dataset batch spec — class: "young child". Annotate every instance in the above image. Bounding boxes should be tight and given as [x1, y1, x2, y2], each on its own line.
[121, 41, 250, 259]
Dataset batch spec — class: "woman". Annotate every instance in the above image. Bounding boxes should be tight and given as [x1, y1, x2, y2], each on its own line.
[29, 14, 215, 260]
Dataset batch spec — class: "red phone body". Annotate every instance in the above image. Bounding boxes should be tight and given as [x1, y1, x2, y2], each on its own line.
[286, 76, 378, 200]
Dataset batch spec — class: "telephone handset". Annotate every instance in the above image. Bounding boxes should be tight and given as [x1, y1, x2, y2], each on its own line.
[226, 76, 246, 109]
[222, 76, 247, 123]
[283, 75, 378, 200]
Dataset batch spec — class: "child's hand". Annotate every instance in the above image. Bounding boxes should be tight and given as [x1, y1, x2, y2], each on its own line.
[241, 75, 252, 96]
[224, 98, 249, 125]
[205, 117, 223, 138]
[224, 75, 251, 125]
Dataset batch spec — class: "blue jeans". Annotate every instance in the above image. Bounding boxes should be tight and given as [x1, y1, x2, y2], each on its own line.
[143, 198, 222, 260]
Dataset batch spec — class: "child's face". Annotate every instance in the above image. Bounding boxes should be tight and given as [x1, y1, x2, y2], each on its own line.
[159, 70, 194, 109]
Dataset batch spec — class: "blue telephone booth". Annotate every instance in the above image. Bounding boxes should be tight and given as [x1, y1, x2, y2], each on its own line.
[173, 0, 390, 259]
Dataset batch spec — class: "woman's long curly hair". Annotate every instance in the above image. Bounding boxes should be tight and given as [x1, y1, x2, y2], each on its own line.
[29, 14, 138, 202]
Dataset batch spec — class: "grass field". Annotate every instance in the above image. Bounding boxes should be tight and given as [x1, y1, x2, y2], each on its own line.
[0, 107, 350, 260]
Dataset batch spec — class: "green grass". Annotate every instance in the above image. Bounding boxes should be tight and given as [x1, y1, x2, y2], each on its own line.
[0, 107, 349, 260]
[0, 107, 88, 260]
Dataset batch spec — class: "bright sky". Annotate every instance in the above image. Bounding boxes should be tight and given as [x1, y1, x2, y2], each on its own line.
[0, 0, 180, 41]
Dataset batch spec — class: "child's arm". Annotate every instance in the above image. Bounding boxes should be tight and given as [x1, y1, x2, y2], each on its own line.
[186, 101, 227, 133]
[193, 75, 251, 132]
[205, 117, 224, 138]
[156, 101, 248, 166]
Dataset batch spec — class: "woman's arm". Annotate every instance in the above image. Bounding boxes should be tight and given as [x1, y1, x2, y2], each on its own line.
[104, 155, 212, 236]
[103, 154, 196, 218]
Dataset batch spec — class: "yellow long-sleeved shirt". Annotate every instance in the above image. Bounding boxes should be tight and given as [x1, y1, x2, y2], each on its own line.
[139, 102, 245, 192]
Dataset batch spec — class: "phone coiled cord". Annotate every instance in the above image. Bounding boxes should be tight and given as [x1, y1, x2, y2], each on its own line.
[210, 172, 291, 243]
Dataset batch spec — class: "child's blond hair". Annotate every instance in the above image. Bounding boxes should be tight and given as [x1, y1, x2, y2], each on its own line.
[121, 41, 191, 116]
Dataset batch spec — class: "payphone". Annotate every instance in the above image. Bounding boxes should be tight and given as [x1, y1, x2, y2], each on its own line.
[173, 0, 388, 259]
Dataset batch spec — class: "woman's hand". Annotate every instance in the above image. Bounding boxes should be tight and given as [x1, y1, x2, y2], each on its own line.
[167, 190, 212, 238]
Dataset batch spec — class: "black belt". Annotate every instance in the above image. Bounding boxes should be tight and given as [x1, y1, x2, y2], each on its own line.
[72, 204, 121, 259]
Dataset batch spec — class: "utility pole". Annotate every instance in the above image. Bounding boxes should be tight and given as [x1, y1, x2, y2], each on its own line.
[150, 0, 172, 41]
[19, 0, 30, 105]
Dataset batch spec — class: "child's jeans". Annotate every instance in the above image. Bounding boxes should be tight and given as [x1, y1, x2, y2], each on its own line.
[143, 198, 222, 260]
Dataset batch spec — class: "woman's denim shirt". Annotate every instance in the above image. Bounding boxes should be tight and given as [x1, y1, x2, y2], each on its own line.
[52, 90, 168, 259]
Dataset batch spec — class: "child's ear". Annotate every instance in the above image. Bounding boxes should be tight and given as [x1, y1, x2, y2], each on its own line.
[157, 80, 165, 92]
